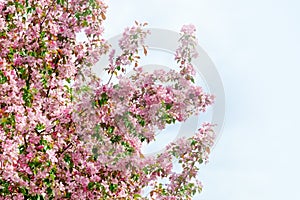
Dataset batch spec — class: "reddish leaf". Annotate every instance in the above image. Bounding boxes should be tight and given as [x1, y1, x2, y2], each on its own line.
[143, 45, 147, 56]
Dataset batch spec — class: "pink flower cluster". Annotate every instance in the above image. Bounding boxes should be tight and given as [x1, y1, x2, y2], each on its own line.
[0, 1, 215, 199]
[106, 22, 150, 77]
[175, 24, 199, 82]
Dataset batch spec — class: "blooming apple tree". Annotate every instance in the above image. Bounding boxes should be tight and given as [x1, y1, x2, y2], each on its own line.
[0, 0, 215, 199]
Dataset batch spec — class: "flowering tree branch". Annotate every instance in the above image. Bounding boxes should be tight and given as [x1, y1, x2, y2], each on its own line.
[0, 1, 215, 199]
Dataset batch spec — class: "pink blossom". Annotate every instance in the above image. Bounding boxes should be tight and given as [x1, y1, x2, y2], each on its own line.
[47, 149, 58, 163]
[0, 0, 215, 198]
[181, 24, 196, 35]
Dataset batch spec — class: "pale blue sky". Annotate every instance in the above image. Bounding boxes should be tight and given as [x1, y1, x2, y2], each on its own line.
[99, 0, 300, 199]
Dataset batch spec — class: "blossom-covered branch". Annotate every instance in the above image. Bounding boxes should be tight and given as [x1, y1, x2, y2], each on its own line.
[0, 1, 215, 199]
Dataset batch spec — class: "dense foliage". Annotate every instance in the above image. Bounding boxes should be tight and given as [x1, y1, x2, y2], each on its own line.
[0, 0, 215, 199]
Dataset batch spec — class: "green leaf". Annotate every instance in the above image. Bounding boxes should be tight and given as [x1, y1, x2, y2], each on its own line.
[0, 31, 6, 37]
[121, 141, 134, 154]
[19, 145, 26, 154]
[82, 9, 92, 17]
[198, 158, 203, 164]
[82, 20, 88, 27]
[191, 140, 197, 146]
[36, 123, 45, 131]
[190, 77, 195, 83]
[107, 126, 114, 134]
[26, 7, 34, 14]
[88, 182, 94, 190]
[131, 174, 139, 182]
[109, 183, 118, 192]
[166, 103, 172, 110]
[19, 186, 28, 195]
[14, 1, 24, 9]
[41, 76, 47, 88]
[75, 12, 80, 19]
[64, 154, 72, 165]
[40, 31, 46, 39]
[66, 78, 71, 83]
[65, 192, 71, 198]
[97, 93, 109, 107]
[56, 0, 65, 5]
[133, 194, 142, 199]
[136, 115, 146, 127]
[46, 187, 53, 195]
[0, 71, 7, 84]
[110, 135, 121, 143]
[22, 86, 33, 107]
[39, 139, 51, 152]
[49, 167, 56, 181]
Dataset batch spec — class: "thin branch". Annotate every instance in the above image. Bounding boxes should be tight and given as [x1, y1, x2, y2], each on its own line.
[107, 72, 114, 85]
[23, 134, 28, 149]
[58, 142, 73, 156]
[39, 0, 55, 29]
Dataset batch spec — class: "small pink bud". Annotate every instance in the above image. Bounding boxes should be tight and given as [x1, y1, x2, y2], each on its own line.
[37, 145, 44, 150]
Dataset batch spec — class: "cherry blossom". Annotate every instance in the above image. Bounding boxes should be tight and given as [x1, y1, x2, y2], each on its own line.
[0, 0, 215, 199]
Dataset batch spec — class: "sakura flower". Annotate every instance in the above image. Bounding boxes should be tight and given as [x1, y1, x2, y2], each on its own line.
[47, 149, 58, 163]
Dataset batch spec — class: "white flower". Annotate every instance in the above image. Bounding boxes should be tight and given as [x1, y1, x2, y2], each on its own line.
[47, 149, 58, 163]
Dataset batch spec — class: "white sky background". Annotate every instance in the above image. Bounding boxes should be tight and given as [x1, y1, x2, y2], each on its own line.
[99, 0, 300, 199]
